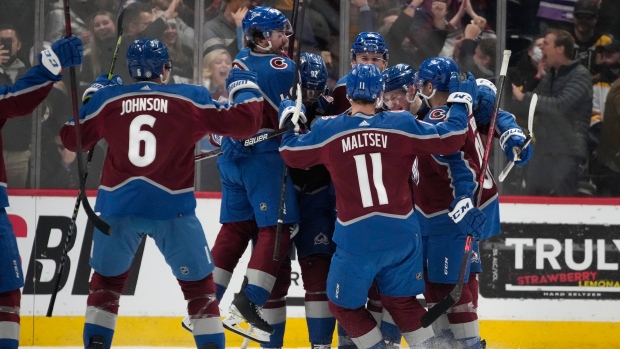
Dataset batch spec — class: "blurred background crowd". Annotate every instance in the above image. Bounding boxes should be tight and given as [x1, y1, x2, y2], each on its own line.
[2, 0, 620, 197]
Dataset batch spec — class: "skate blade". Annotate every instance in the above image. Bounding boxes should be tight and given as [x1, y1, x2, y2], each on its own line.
[181, 315, 192, 333]
[222, 311, 271, 344]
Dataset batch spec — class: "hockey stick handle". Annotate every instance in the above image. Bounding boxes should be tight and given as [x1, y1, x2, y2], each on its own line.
[497, 136, 531, 182]
[62, 0, 111, 235]
[476, 50, 511, 206]
[274, 1, 305, 261]
[194, 148, 222, 161]
[47, 150, 95, 317]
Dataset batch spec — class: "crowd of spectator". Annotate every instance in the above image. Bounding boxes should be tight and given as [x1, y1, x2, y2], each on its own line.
[1, 0, 619, 197]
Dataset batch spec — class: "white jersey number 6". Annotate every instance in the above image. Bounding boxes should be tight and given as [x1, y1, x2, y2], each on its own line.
[128, 114, 157, 167]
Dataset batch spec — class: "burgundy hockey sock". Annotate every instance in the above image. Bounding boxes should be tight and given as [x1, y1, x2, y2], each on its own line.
[0, 289, 20, 349]
[328, 301, 379, 343]
[300, 255, 335, 345]
[83, 271, 130, 349]
[211, 221, 256, 273]
[467, 273, 479, 309]
[178, 275, 224, 349]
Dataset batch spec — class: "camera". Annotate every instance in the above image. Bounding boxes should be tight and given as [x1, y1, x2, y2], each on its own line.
[1, 38, 12, 57]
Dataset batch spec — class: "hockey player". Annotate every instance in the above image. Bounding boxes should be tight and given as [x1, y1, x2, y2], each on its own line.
[0, 36, 83, 349]
[331, 31, 392, 349]
[410, 57, 532, 349]
[381, 64, 424, 116]
[332, 32, 389, 115]
[287, 52, 337, 349]
[279, 63, 478, 349]
[206, 6, 300, 345]
[59, 38, 263, 349]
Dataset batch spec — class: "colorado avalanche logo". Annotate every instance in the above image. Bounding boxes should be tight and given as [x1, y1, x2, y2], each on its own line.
[232, 62, 244, 70]
[270, 57, 288, 70]
[429, 108, 446, 120]
[471, 250, 480, 264]
[411, 156, 419, 185]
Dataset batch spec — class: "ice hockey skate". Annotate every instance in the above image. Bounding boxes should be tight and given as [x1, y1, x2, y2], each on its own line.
[181, 315, 192, 332]
[87, 335, 106, 349]
[223, 287, 274, 344]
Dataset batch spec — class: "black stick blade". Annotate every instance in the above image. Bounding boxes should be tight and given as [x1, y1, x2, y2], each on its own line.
[420, 293, 458, 328]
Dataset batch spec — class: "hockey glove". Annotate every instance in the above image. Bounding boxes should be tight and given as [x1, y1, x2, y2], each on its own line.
[314, 95, 334, 117]
[226, 68, 261, 103]
[82, 74, 124, 104]
[448, 196, 486, 241]
[39, 36, 84, 76]
[221, 137, 251, 159]
[447, 72, 477, 115]
[278, 98, 307, 133]
[500, 128, 532, 166]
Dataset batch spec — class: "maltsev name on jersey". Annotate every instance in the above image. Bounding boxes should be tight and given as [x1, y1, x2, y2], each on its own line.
[342, 132, 388, 153]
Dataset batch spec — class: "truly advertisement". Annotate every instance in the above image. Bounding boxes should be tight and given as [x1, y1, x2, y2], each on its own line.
[480, 223, 620, 299]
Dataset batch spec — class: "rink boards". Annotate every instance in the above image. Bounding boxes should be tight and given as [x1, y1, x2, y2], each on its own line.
[9, 191, 620, 348]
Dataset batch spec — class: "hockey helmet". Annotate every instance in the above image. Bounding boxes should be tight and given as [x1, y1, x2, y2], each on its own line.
[382, 64, 416, 93]
[127, 38, 171, 80]
[350, 32, 389, 61]
[346, 63, 384, 102]
[415, 57, 460, 92]
[242, 6, 293, 41]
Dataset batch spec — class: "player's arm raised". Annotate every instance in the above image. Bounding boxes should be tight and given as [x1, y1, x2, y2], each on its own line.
[405, 72, 477, 155]
[200, 68, 263, 139]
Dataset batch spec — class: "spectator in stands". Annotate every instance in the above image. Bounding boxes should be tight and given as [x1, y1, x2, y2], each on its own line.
[456, 21, 496, 81]
[45, 0, 93, 46]
[0, 25, 33, 188]
[202, 48, 232, 101]
[202, 0, 248, 58]
[79, 11, 118, 92]
[151, 0, 195, 47]
[592, 72, 620, 196]
[512, 29, 593, 196]
[508, 36, 545, 126]
[160, 19, 193, 83]
[571, 0, 612, 76]
[116, 0, 181, 83]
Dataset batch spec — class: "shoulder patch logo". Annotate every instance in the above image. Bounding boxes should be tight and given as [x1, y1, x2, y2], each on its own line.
[270, 57, 288, 70]
[429, 108, 446, 120]
[359, 120, 370, 126]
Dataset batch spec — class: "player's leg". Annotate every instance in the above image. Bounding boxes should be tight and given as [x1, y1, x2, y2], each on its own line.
[153, 213, 224, 349]
[224, 153, 299, 343]
[84, 215, 143, 349]
[261, 256, 292, 349]
[0, 208, 23, 349]
[426, 233, 480, 349]
[327, 247, 384, 349]
[295, 188, 337, 348]
[213, 160, 257, 301]
[210, 221, 256, 301]
[375, 236, 433, 349]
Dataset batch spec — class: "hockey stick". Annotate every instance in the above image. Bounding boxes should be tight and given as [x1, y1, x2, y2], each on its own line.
[62, 0, 110, 234]
[273, 0, 305, 261]
[194, 148, 223, 161]
[421, 50, 512, 329]
[46, 150, 94, 317]
[47, 0, 123, 317]
[498, 93, 537, 182]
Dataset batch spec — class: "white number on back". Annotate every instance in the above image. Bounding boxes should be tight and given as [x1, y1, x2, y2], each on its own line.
[128, 114, 156, 167]
[353, 153, 389, 208]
